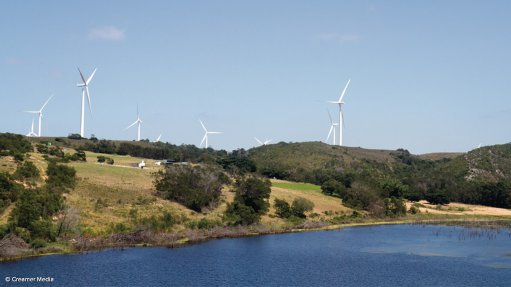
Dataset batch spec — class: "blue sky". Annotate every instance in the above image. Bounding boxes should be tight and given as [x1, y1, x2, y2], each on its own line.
[1, 1, 510, 154]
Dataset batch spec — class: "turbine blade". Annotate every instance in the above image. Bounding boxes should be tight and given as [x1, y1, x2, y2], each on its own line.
[255, 137, 263, 145]
[125, 120, 138, 130]
[265, 139, 272, 145]
[339, 79, 351, 102]
[327, 110, 333, 124]
[77, 67, 86, 84]
[199, 119, 207, 132]
[86, 68, 97, 85]
[328, 101, 340, 104]
[85, 86, 92, 113]
[40, 94, 54, 111]
[200, 134, 207, 147]
[326, 126, 334, 142]
[208, 131, 222, 134]
[24, 111, 39, 114]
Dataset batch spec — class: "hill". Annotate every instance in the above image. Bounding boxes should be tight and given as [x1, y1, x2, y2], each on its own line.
[1, 133, 511, 260]
[248, 141, 511, 209]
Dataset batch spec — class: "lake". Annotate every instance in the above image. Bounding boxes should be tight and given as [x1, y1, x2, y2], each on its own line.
[1, 224, 511, 286]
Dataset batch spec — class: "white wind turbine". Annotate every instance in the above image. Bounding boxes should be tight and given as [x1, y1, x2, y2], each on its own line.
[255, 137, 272, 146]
[328, 79, 350, 146]
[26, 118, 38, 137]
[155, 134, 162, 142]
[199, 119, 222, 148]
[326, 110, 338, 145]
[24, 94, 53, 137]
[125, 107, 143, 141]
[77, 67, 97, 138]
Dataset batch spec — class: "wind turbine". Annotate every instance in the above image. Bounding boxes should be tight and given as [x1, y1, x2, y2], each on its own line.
[77, 67, 97, 138]
[326, 110, 338, 145]
[26, 118, 38, 137]
[125, 106, 143, 141]
[24, 94, 53, 137]
[328, 79, 350, 146]
[199, 119, 222, 148]
[255, 138, 272, 146]
[155, 134, 162, 142]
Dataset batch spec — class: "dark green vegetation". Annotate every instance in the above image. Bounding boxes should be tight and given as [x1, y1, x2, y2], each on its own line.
[274, 197, 315, 219]
[2, 133, 511, 261]
[224, 176, 272, 225]
[153, 164, 228, 212]
[250, 142, 511, 211]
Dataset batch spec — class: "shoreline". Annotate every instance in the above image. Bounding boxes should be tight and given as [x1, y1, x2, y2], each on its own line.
[2, 215, 511, 263]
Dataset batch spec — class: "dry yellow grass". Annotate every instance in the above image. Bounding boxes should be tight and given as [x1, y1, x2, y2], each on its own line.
[407, 200, 511, 216]
[1, 150, 351, 233]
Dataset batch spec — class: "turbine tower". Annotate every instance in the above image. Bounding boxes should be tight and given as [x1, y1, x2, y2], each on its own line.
[255, 137, 272, 146]
[125, 107, 143, 141]
[24, 94, 53, 137]
[26, 118, 38, 137]
[328, 79, 350, 146]
[199, 119, 222, 148]
[326, 110, 338, 145]
[77, 67, 97, 138]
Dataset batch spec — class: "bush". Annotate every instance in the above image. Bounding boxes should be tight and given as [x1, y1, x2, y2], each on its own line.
[29, 218, 56, 241]
[153, 164, 227, 212]
[0, 173, 23, 212]
[97, 155, 106, 163]
[14, 161, 40, 180]
[46, 162, 76, 190]
[0, 133, 32, 156]
[291, 197, 314, 218]
[384, 197, 407, 217]
[67, 134, 82, 140]
[224, 202, 259, 225]
[321, 179, 345, 196]
[274, 198, 291, 218]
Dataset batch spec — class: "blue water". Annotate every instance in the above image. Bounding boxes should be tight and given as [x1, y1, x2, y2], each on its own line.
[1, 225, 511, 286]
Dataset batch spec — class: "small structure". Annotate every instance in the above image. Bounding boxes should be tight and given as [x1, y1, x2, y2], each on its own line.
[138, 160, 146, 169]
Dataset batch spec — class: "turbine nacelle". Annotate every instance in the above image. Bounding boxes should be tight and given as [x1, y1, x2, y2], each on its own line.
[199, 119, 222, 148]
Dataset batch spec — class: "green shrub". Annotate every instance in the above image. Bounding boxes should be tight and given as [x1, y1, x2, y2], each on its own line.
[29, 218, 56, 241]
[384, 197, 407, 216]
[46, 162, 76, 190]
[153, 164, 227, 212]
[14, 161, 40, 180]
[224, 202, 259, 225]
[291, 197, 315, 218]
[31, 238, 47, 248]
[0, 133, 32, 156]
[274, 198, 291, 218]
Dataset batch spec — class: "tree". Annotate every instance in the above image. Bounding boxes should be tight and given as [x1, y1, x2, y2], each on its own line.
[321, 179, 345, 196]
[224, 176, 271, 225]
[233, 176, 271, 214]
[153, 164, 226, 212]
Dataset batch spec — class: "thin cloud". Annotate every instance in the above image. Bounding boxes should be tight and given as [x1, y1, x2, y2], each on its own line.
[89, 26, 125, 41]
[319, 33, 360, 44]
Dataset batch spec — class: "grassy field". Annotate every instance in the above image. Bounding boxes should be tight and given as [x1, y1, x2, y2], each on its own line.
[271, 180, 322, 192]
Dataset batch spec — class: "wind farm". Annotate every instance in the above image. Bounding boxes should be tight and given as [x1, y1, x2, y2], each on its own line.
[2, 2, 511, 285]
